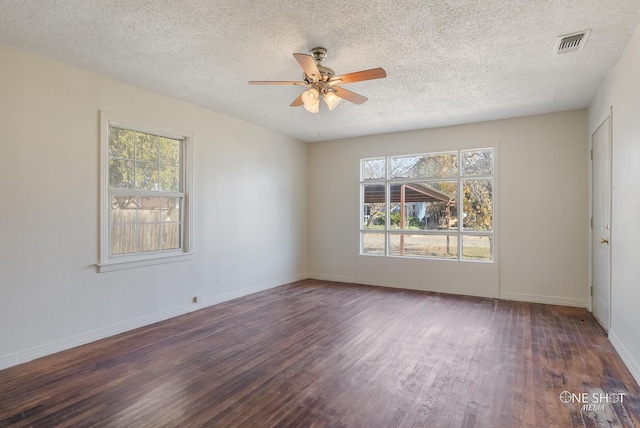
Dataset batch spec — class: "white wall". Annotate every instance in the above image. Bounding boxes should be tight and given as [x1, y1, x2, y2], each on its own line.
[309, 111, 588, 304]
[0, 41, 599, 373]
[588, 23, 640, 384]
[0, 45, 309, 369]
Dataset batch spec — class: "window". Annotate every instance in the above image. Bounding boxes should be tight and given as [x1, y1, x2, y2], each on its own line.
[360, 148, 494, 262]
[98, 112, 193, 272]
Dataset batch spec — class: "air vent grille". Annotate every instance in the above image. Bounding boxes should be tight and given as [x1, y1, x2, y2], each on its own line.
[559, 34, 584, 50]
[554, 30, 591, 55]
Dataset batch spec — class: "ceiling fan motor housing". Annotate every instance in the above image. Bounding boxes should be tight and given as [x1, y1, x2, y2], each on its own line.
[310, 47, 327, 63]
[303, 65, 335, 84]
[303, 47, 334, 84]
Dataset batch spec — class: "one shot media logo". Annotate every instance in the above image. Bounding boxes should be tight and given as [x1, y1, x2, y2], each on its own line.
[559, 390, 626, 411]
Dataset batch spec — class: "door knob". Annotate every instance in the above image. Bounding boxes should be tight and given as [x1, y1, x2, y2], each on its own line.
[600, 238, 609, 244]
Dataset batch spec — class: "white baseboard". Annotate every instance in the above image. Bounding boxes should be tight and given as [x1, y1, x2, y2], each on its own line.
[308, 273, 356, 283]
[0, 273, 307, 371]
[199, 273, 308, 308]
[0, 302, 193, 371]
[499, 291, 587, 308]
[609, 329, 640, 387]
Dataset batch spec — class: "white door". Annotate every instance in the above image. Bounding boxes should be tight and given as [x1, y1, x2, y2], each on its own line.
[592, 117, 611, 331]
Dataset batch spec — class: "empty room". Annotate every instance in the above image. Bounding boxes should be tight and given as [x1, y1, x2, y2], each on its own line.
[1, 1, 640, 427]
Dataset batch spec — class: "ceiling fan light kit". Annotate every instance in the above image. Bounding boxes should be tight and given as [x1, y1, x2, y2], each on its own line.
[323, 91, 341, 111]
[301, 88, 320, 112]
[249, 47, 387, 113]
[302, 88, 320, 112]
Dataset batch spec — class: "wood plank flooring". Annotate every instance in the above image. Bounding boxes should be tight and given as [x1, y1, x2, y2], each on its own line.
[1, 279, 639, 427]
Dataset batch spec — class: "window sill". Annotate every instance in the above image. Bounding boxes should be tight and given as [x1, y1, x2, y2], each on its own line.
[97, 252, 194, 273]
[358, 253, 494, 263]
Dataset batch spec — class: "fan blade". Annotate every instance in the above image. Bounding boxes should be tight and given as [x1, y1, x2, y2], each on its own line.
[331, 68, 387, 84]
[290, 94, 304, 107]
[333, 86, 368, 105]
[249, 81, 308, 86]
[293, 53, 321, 81]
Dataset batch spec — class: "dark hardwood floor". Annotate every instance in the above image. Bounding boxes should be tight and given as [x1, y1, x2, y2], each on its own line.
[1, 279, 639, 427]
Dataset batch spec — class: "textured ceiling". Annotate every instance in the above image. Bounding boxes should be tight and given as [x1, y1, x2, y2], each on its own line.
[1, 1, 639, 142]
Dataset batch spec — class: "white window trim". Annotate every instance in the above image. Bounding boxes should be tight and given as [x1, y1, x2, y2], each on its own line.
[97, 111, 194, 273]
[359, 148, 495, 263]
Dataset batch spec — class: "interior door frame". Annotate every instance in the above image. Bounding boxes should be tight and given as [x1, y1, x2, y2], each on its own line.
[590, 106, 613, 330]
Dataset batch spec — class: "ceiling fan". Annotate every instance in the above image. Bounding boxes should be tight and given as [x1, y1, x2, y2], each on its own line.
[249, 47, 387, 113]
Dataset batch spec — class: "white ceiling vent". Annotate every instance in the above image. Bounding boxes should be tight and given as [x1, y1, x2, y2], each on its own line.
[554, 30, 591, 55]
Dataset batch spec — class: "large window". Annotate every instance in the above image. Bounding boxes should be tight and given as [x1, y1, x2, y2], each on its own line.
[98, 112, 193, 272]
[360, 148, 494, 262]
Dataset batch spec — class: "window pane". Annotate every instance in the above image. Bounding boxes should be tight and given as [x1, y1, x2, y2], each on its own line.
[389, 182, 458, 230]
[160, 137, 181, 166]
[136, 132, 159, 162]
[135, 161, 159, 190]
[390, 152, 458, 179]
[362, 233, 385, 255]
[462, 149, 493, 176]
[111, 196, 137, 224]
[159, 165, 180, 192]
[362, 158, 385, 180]
[139, 224, 161, 252]
[109, 158, 135, 189]
[138, 197, 162, 223]
[111, 224, 137, 254]
[362, 184, 386, 229]
[110, 196, 182, 254]
[163, 197, 181, 222]
[162, 223, 181, 250]
[109, 127, 134, 160]
[389, 234, 458, 259]
[462, 235, 493, 261]
[463, 179, 493, 231]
